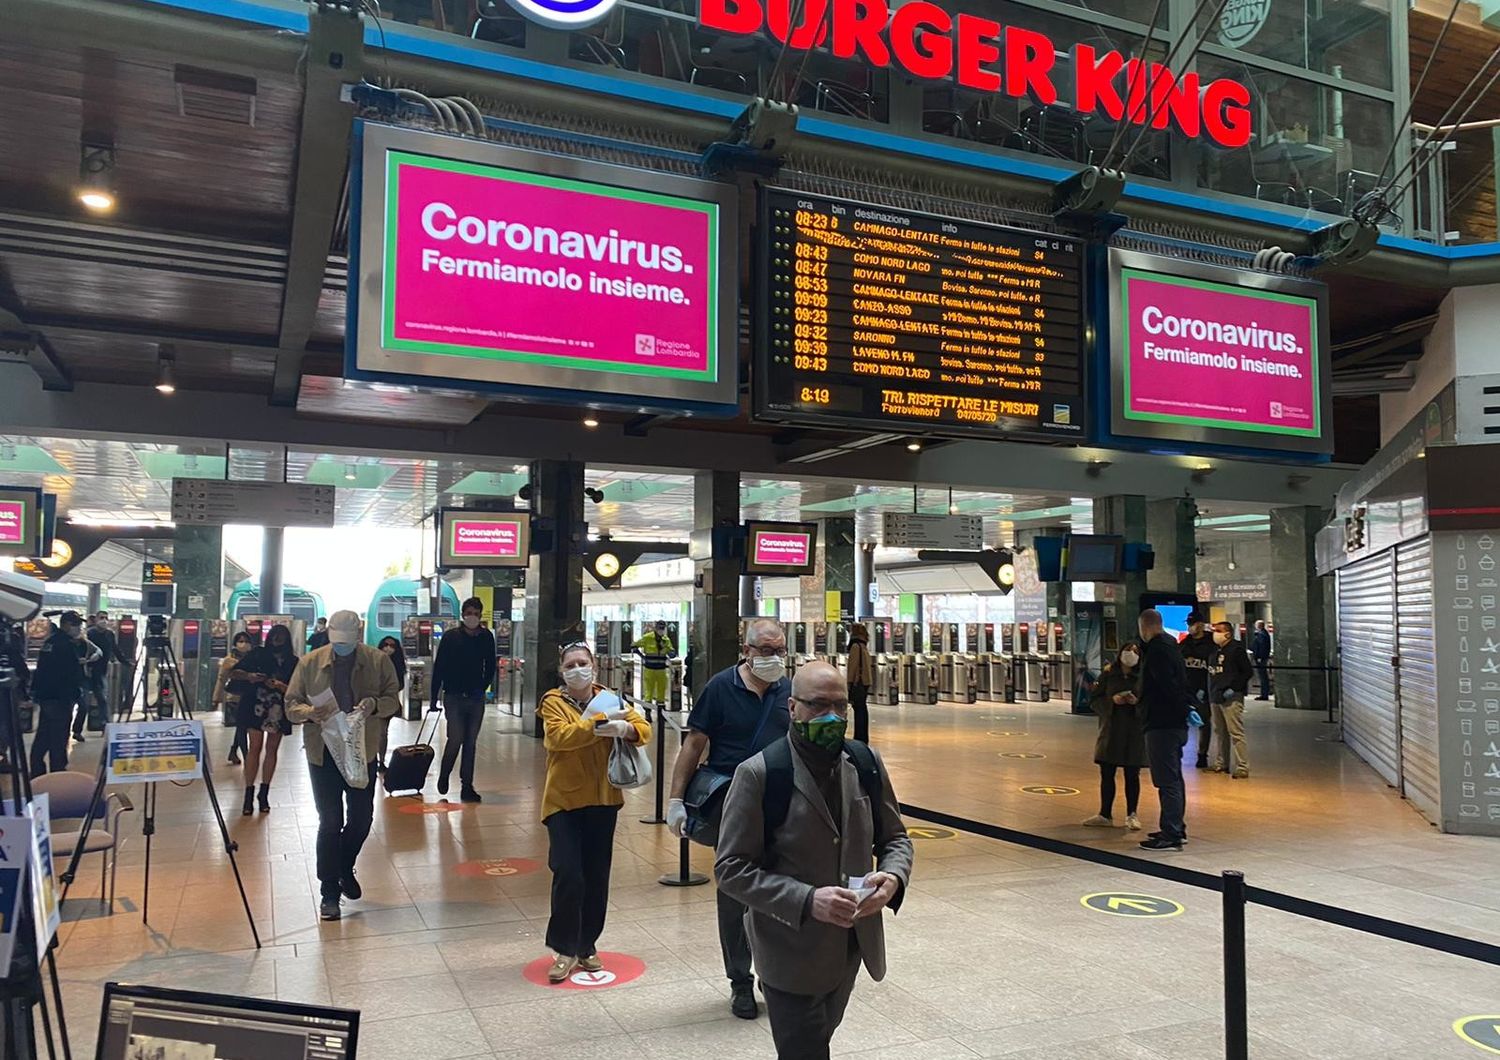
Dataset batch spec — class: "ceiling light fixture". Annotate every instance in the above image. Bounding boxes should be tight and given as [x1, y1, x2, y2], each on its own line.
[77, 140, 118, 213]
[154, 345, 177, 395]
[1227, 543, 1238, 571]
[1085, 458, 1112, 477]
[583, 416, 600, 429]
[344, 464, 358, 482]
[584, 487, 605, 504]
[906, 441, 922, 452]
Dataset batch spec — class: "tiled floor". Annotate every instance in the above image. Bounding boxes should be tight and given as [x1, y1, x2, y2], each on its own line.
[32, 696, 1500, 1058]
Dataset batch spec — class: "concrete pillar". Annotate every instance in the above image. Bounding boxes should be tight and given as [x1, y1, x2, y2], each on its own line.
[521, 459, 586, 737]
[259, 527, 285, 614]
[1268, 505, 1330, 711]
[854, 542, 877, 620]
[822, 518, 856, 625]
[693, 470, 740, 683]
[1147, 498, 1198, 594]
[1094, 495, 1148, 622]
[738, 575, 756, 618]
[172, 525, 224, 697]
[86, 583, 102, 615]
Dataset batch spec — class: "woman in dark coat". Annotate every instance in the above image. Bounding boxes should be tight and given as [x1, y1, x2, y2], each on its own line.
[376, 636, 407, 773]
[1082, 641, 1149, 831]
[227, 624, 297, 816]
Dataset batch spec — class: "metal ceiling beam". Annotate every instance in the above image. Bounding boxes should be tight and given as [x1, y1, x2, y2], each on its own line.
[271, 3, 362, 407]
[0, 287, 71, 392]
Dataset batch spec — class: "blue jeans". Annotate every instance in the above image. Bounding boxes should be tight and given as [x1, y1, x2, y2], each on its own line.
[1145, 727, 1188, 840]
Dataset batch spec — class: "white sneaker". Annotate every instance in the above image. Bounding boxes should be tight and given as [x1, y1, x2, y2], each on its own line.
[1081, 814, 1114, 827]
[1125, 814, 1143, 831]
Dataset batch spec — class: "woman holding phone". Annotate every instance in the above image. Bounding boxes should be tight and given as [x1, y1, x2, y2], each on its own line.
[227, 624, 297, 816]
[537, 642, 651, 983]
[1082, 641, 1148, 832]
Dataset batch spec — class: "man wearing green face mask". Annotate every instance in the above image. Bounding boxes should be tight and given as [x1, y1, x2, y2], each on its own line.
[715, 661, 914, 1060]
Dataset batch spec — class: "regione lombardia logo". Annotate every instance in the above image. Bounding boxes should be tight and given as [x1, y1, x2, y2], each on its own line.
[635, 334, 656, 357]
[503, 0, 618, 29]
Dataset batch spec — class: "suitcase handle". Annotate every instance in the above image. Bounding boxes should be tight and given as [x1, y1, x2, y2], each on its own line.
[417, 704, 443, 747]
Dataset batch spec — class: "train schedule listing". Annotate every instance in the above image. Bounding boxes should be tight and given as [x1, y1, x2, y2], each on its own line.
[755, 189, 1086, 440]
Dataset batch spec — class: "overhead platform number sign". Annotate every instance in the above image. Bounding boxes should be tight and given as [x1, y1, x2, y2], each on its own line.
[350, 124, 739, 416]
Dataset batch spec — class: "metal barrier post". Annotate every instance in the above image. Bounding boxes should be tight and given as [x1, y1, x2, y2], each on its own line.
[640, 705, 668, 825]
[658, 720, 708, 888]
[1222, 870, 1249, 1060]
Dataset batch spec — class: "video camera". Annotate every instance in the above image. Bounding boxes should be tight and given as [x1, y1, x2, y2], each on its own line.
[144, 614, 170, 658]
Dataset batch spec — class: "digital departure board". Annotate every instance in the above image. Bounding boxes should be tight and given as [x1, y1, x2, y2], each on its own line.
[755, 189, 1086, 441]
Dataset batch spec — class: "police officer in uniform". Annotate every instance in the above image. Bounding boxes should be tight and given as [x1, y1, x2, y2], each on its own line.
[633, 620, 676, 707]
[1179, 612, 1217, 770]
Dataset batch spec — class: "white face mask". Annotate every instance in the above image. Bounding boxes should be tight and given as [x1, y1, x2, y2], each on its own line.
[749, 655, 786, 682]
[1119, 651, 1139, 668]
[462, 615, 481, 630]
[1213, 632, 1230, 646]
[563, 665, 594, 689]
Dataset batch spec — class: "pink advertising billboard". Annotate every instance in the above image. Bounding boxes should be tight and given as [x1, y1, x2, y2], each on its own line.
[743, 522, 819, 575]
[754, 531, 811, 568]
[1108, 253, 1331, 456]
[351, 124, 738, 414]
[0, 487, 40, 558]
[438, 511, 530, 569]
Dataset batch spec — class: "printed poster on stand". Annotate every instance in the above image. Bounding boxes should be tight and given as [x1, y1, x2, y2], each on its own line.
[105, 719, 206, 784]
[0, 812, 33, 976]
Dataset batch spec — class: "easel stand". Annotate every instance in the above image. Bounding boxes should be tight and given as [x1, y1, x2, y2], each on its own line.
[58, 639, 260, 950]
[0, 634, 72, 1060]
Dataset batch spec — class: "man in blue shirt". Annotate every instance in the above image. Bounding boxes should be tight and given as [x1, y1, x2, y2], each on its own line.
[668, 618, 790, 1021]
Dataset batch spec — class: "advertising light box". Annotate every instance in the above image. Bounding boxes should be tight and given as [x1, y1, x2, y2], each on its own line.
[0, 486, 43, 558]
[1105, 250, 1331, 457]
[437, 510, 531, 570]
[743, 521, 819, 576]
[349, 123, 738, 415]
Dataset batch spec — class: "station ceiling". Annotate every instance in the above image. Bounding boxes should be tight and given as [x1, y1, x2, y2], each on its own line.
[0, 435, 1273, 547]
[0, 1, 1469, 463]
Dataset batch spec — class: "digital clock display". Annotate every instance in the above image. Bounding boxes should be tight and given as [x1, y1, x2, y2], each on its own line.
[755, 189, 1086, 441]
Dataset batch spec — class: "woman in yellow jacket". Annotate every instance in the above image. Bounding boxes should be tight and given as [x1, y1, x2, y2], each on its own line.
[539, 642, 651, 983]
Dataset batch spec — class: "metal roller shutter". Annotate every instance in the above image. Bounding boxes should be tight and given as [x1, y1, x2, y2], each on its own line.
[1396, 538, 1440, 822]
[1338, 552, 1399, 787]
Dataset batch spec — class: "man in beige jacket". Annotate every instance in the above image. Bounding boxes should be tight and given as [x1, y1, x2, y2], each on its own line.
[715, 661, 913, 1060]
[285, 609, 401, 921]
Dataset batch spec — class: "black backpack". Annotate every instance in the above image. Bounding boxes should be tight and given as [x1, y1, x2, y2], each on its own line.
[760, 737, 883, 855]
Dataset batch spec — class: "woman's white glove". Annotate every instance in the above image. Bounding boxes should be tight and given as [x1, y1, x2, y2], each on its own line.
[595, 719, 635, 739]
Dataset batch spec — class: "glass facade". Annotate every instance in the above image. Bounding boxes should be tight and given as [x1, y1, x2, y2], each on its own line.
[382, 0, 1409, 233]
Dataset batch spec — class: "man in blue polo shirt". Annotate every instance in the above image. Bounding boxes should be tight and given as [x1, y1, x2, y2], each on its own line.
[668, 617, 790, 1021]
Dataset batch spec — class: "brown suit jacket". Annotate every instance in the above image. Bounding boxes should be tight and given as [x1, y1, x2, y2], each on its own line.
[714, 741, 914, 996]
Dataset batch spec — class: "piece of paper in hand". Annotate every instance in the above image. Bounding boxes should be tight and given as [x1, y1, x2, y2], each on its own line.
[309, 686, 337, 710]
[848, 874, 877, 903]
[583, 689, 622, 720]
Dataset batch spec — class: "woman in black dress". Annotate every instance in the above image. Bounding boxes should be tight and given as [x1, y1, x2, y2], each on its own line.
[227, 624, 297, 816]
[375, 636, 407, 773]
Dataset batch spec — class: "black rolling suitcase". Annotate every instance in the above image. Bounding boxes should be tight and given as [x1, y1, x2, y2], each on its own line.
[384, 707, 440, 795]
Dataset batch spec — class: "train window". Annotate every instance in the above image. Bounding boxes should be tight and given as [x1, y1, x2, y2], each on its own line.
[377, 596, 419, 628]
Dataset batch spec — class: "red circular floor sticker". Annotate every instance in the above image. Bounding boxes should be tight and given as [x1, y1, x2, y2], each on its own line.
[523, 952, 647, 991]
[396, 800, 470, 815]
[455, 857, 542, 878]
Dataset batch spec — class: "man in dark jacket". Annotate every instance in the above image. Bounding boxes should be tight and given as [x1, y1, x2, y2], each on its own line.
[0, 620, 30, 771]
[79, 612, 122, 740]
[1136, 609, 1190, 851]
[1178, 613, 1216, 769]
[430, 598, 496, 802]
[31, 611, 88, 775]
[1209, 622, 1254, 778]
[1250, 620, 1272, 700]
[307, 617, 330, 651]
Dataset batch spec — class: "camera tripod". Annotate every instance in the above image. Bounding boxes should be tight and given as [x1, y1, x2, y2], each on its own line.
[0, 619, 73, 1060]
[115, 623, 194, 725]
[58, 627, 260, 948]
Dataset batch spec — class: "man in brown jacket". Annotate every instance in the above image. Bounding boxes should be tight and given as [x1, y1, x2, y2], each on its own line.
[285, 609, 402, 921]
[715, 661, 914, 1060]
